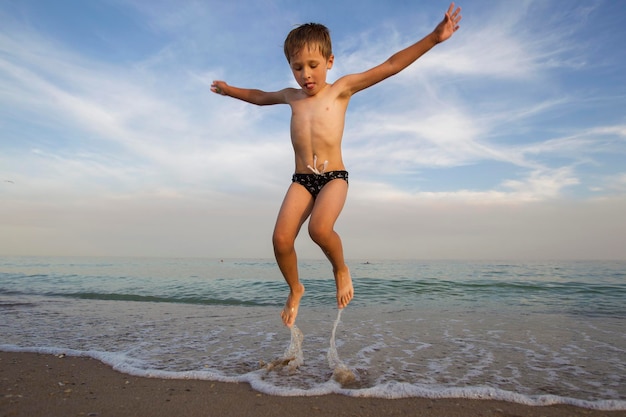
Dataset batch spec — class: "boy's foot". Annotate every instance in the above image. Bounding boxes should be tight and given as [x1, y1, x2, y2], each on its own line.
[335, 267, 353, 309]
[281, 284, 305, 327]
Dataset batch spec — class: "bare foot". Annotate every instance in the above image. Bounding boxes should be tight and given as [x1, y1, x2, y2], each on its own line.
[335, 266, 353, 309]
[281, 283, 305, 327]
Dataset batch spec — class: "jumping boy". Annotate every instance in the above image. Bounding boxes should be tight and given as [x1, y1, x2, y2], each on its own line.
[212, 4, 462, 327]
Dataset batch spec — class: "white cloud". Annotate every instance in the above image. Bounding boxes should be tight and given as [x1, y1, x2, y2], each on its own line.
[348, 166, 579, 205]
[500, 167, 579, 201]
[1, 0, 624, 260]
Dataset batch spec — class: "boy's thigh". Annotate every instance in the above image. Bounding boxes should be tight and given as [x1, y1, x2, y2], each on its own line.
[309, 179, 348, 226]
[274, 183, 315, 235]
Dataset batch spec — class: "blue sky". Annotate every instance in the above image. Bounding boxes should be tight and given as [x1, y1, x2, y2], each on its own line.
[1, 0, 625, 260]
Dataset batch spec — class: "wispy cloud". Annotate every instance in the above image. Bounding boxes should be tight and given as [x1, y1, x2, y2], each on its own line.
[0, 22, 296, 201]
[1, 0, 624, 258]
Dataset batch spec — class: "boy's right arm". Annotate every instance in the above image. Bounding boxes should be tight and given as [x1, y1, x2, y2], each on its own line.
[211, 80, 289, 106]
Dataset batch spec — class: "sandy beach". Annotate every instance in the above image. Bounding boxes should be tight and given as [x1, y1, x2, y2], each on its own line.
[1, 352, 623, 417]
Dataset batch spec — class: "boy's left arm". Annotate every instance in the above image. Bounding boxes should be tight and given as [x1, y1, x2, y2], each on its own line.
[341, 3, 461, 96]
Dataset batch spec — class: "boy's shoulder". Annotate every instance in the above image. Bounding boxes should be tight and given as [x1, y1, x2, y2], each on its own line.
[280, 87, 303, 101]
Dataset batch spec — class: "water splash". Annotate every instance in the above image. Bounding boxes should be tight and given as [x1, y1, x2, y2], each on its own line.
[285, 324, 304, 370]
[327, 309, 356, 385]
[263, 325, 304, 373]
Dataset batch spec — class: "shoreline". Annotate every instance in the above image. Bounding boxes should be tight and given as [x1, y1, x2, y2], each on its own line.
[1, 352, 624, 417]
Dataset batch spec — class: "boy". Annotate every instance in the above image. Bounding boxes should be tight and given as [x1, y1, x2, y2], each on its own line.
[212, 4, 462, 327]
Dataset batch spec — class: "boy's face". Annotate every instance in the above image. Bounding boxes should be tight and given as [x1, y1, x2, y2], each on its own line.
[289, 43, 334, 96]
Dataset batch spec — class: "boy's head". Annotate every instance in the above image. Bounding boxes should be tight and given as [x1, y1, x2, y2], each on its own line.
[284, 23, 332, 63]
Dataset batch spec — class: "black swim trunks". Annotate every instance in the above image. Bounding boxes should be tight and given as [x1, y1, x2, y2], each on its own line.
[292, 170, 349, 198]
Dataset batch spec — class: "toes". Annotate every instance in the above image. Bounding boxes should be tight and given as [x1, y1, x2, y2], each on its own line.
[337, 290, 353, 309]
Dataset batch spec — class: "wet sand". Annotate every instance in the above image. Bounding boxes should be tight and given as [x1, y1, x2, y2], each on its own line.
[1, 352, 623, 417]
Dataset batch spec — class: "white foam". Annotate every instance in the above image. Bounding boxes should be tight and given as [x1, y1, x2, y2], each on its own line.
[2, 343, 625, 410]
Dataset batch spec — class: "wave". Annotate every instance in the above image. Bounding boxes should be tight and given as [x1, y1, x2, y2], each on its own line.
[2, 274, 625, 315]
[62, 292, 274, 306]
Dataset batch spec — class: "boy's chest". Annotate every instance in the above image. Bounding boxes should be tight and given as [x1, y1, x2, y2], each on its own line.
[289, 94, 347, 125]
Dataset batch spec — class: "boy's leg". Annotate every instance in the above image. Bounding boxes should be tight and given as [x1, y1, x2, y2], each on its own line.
[307, 179, 353, 309]
[273, 183, 314, 327]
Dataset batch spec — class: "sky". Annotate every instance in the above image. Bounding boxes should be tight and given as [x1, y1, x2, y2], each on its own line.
[1, 0, 625, 260]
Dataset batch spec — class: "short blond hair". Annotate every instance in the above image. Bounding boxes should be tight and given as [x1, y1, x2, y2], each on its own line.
[283, 23, 332, 63]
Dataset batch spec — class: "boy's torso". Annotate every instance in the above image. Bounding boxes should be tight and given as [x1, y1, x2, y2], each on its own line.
[287, 83, 351, 174]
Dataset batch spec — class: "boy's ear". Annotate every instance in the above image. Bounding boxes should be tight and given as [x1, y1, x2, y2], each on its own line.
[327, 54, 334, 70]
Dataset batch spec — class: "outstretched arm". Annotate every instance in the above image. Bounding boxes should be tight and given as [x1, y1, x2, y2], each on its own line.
[340, 3, 462, 95]
[211, 80, 289, 106]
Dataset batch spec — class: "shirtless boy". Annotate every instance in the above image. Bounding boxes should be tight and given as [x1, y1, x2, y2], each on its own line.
[212, 4, 462, 327]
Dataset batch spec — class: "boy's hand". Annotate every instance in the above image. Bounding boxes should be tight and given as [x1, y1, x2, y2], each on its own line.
[211, 80, 228, 95]
[433, 3, 462, 43]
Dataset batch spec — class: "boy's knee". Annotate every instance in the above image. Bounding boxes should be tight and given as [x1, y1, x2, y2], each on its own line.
[308, 224, 331, 246]
[272, 231, 294, 253]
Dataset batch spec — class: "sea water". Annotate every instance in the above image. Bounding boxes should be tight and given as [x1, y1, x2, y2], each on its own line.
[0, 257, 624, 410]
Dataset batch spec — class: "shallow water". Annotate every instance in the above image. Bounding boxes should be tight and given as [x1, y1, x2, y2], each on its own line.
[0, 257, 624, 410]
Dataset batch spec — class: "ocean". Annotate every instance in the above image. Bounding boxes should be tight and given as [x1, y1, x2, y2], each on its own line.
[1, 256, 624, 410]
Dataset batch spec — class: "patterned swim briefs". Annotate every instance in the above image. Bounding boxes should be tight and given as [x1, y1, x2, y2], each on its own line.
[292, 170, 349, 198]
